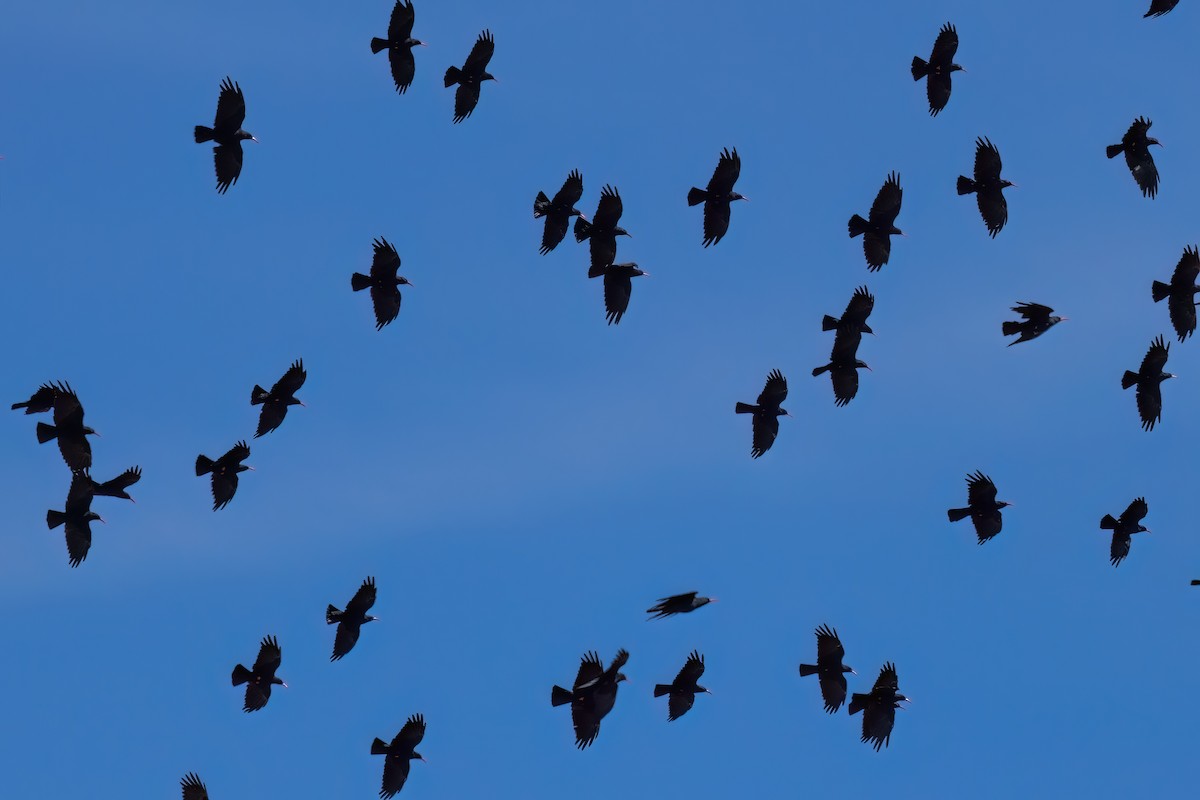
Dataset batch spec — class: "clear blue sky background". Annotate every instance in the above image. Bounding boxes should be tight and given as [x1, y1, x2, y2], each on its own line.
[2, 0, 1198, 797]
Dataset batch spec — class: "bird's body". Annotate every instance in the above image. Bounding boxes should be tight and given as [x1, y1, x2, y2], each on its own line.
[736, 369, 788, 458]
[848, 662, 908, 751]
[46, 471, 104, 567]
[1002, 302, 1066, 346]
[35, 383, 96, 471]
[352, 237, 412, 330]
[588, 262, 647, 325]
[646, 591, 712, 620]
[848, 173, 903, 270]
[444, 30, 494, 123]
[371, 1, 425, 94]
[957, 137, 1013, 237]
[1121, 336, 1173, 431]
[911, 23, 963, 116]
[195, 441, 252, 511]
[948, 471, 1010, 544]
[798, 624, 855, 714]
[11, 382, 61, 414]
[371, 713, 425, 798]
[194, 77, 256, 194]
[1151, 246, 1199, 341]
[1107, 117, 1161, 198]
[534, 170, 585, 255]
[687, 147, 746, 247]
[1100, 497, 1149, 567]
[231, 635, 285, 712]
[327, 576, 378, 661]
[575, 185, 630, 272]
[251, 359, 306, 438]
[653, 651, 708, 721]
[550, 649, 629, 749]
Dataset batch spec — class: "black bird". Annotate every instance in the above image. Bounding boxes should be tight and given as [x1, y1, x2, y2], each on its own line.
[1101, 497, 1150, 568]
[1151, 246, 1200, 342]
[550, 649, 629, 749]
[911, 23, 963, 116]
[82, 466, 142, 502]
[812, 338, 871, 407]
[654, 651, 709, 721]
[371, 713, 426, 798]
[798, 624, 855, 714]
[575, 185, 631, 272]
[848, 172, 904, 270]
[231, 635, 286, 712]
[180, 773, 209, 800]
[587, 262, 648, 325]
[194, 77, 257, 194]
[1121, 335, 1174, 431]
[948, 471, 1010, 544]
[735, 369, 788, 458]
[646, 591, 713, 620]
[533, 170, 586, 255]
[327, 576, 379, 661]
[46, 472, 104, 568]
[823, 286, 875, 340]
[36, 383, 96, 471]
[1145, 0, 1180, 16]
[195, 441, 252, 511]
[687, 147, 747, 247]
[251, 359, 306, 438]
[1002, 302, 1067, 346]
[352, 237, 412, 330]
[444, 29, 495, 123]
[848, 662, 909, 751]
[370, 1, 426, 94]
[1107, 117, 1161, 198]
[958, 137, 1014, 237]
[11, 382, 61, 414]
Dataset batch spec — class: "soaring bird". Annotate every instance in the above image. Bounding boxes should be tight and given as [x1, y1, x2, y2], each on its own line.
[587, 262, 648, 325]
[575, 185, 631, 272]
[36, 383, 96, 471]
[327, 576, 379, 661]
[848, 173, 903, 270]
[911, 23, 963, 116]
[1002, 302, 1067, 346]
[46, 472, 104, 567]
[81, 466, 142, 502]
[735, 369, 788, 458]
[11, 382, 62, 414]
[533, 170, 585, 255]
[1121, 336, 1174, 431]
[180, 773, 209, 800]
[444, 29, 495, 123]
[1100, 497, 1149, 567]
[195, 441, 252, 511]
[371, 713, 426, 798]
[231, 635, 286, 712]
[194, 77, 257, 194]
[352, 237, 412, 330]
[550, 649, 629, 749]
[654, 651, 709, 721]
[948, 471, 1010, 544]
[812, 316, 871, 408]
[687, 147, 746, 247]
[848, 662, 908, 751]
[1151, 246, 1200, 341]
[798, 624, 855, 714]
[958, 138, 1013, 237]
[251, 359, 306, 438]
[1145, 0, 1180, 16]
[646, 591, 713, 620]
[1107, 117, 1161, 198]
[823, 286, 875, 340]
[370, 1, 426, 94]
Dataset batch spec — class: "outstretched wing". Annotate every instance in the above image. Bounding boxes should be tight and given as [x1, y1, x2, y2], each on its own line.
[370, 238, 402, 281]
[1014, 302, 1052, 323]
[974, 137, 1003, 182]
[388, 47, 416, 94]
[1139, 336, 1170, 376]
[705, 147, 740, 194]
[253, 635, 282, 674]
[966, 471, 998, 507]
[701, 198, 732, 247]
[180, 772, 210, 800]
[346, 576, 378, 616]
[673, 650, 705, 686]
[860, 701, 897, 751]
[1121, 497, 1149, 526]
[868, 172, 902, 227]
[387, 0, 415, 40]
[1136, 381, 1163, 431]
[593, 185, 623, 229]
[757, 369, 788, 407]
[371, 285, 403, 329]
[272, 359, 307, 397]
[750, 414, 779, 459]
[1110, 532, 1131, 567]
[573, 651, 604, 691]
[214, 77, 247, 131]
[213, 142, 244, 195]
[843, 286, 874, 328]
[603, 270, 633, 325]
[463, 29, 495, 74]
[571, 701, 601, 749]
[930, 22, 959, 64]
[1124, 146, 1159, 199]
[667, 691, 696, 721]
[551, 169, 584, 208]
[392, 713, 426, 750]
[453, 81, 482, 123]
[830, 364, 860, 407]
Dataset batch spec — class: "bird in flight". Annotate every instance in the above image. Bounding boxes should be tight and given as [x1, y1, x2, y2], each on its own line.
[327, 576, 379, 661]
[687, 147, 747, 247]
[1121, 335, 1174, 431]
[588, 262, 648, 325]
[46, 471, 105, 567]
[195, 441, 252, 510]
[1002, 302, 1067, 346]
[371, 713, 426, 798]
[736, 370, 788, 458]
[534, 170, 586, 255]
[948, 471, 1010, 544]
[444, 29, 495, 123]
[231, 635, 286, 712]
[551, 649, 629, 749]
[958, 137, 1014, 237]
[352, 237, 412, 330]
[370, 1, 426, 94]
[798, 624, 855, 714]
[36, 383, 96, 472]
[848, 173, 903, 271]
[848, 662, 909, 751]
[654, 651, 709, 721]
[251, 359, 307, 438]
[1100, 497, 1150, 567]
[1144, 0, 1180, 16]
[646, 591, 713, 620]
[911, 23, 963, 116]
[575, 185, 631, 273]
[194, 77, 257, 194]
[1107, 117, 1161, 198]
[1151, 246, 1199, 341]
[11, 381, 63, 414]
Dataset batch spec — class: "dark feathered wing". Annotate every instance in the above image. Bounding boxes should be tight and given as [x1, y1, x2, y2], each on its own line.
[453, 82, 482, 123]
[593, 185, 623, 230]
[1110, 532, 1131, 567]
[706, 147, 741, 194]
[757, 369, 788, 407]
[574, 652, 605, 691]
[551, 169, 584, 208]
[213, 142, 244, 194]
[603, 270, 633, 325]
[371, 238, 402, 280]
[702, 199, 732, 248]
[389, 47, 416, 94]
[1121, 497, 1149, 526]
[214, 77, 247, 131]
[387, 0, 415, 40]
[180, 772, 210, 800]
[462, 29, 494, 75]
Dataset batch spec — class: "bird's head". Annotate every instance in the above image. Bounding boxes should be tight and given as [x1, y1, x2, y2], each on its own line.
[862, 323, 875, 336]
[614, 226, 631, 238]
[616, 672, 628, 684]
[288, 397, 305, 407]
[87, 512, 106, 525]
[481, 71, 496, 83]
[779, 407, 791, 417]
[1148, 137, 1162, 148]
[1164, 372, 1177, 381]
[842, 665, 856, 675]
[365, 614, 380, 624]
[731, 192, 749, 202]
[699, 685, 712, 695]
[997, 501, 1012, 509]
[273, 677, 288, 688]
[407, 38, 427, 48]
[855, 360, 872, 371]
[571, 208, 588, 221]
[396, 276, 413, 287]
[239, 131, 258, 143]
[1051, 315, 1068, 325]
[411, 751, 426, 762]
[896, 693, 911, 704]
[1001, 179, 1016, 189]
[951, 63, 965, 73]
[237, 464, 254, 474]
[1137, 525, 1151, 534]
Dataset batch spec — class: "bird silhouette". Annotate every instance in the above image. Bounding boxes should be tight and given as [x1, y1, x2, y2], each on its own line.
[251, 359, 306, 438]
[11, 382, 62, 414]
[1107, 117, 1161, 198]
[1002, 302, 1067, 346]
[798, 624, 855, 714]
[352, 238, 412, 330]
[551, 649, 629, 749]
[654, 651, 709, 721]
[948, 471, 1010, 544]
[687, 147, 746, 247]
[231, 635, 285, 712]
[180, 772, 209, 800]
[912, 23, 963, 116]
[736, 370, 788, 458]
[36, 383, 96, 471]
[195, 441, 252, 510]
[194, 77, 256, 194]
[534, 170, 585, 255]
[371, 713, 426, 798]
[958, 137, 1013, 237]
[848, 662, 908, 751]
[327, 576, 379, 661]
[1151, 246, 1199, 341]
[81, 466, 142, 502]
[848, 173, 903, 270]
[370, 1, 425, 94]
[588, 262, 647, 325]
[1100, 497, 1149, 567]
[46, 472, 104, 567]
[646, 591, 713, 620]
[1121, 336, 1173, 431]
[575, 185, 631, 272]
[444, 30, 495, 123]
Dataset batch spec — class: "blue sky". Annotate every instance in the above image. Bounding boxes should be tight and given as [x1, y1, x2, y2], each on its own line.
[2, 0, 1198, 797]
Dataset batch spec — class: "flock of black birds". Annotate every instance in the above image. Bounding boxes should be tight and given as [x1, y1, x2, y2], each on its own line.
[9, 1, 1200, 796]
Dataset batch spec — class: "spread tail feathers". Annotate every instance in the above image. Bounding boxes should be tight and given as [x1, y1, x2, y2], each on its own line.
[551, 685, 573, 707]
[1001, 321, 1022, 336]
[812, 365, 831, 377]
[653, 684, 673, 697]
[533, 191, 551, 218]
[47, 509, 66, 529]
[36, 422, 58, 443]
[444, 66, 461, 87]
[948, 507, 971, 522]
[822, 314, 841, 331]
[370, 37, 389, 54]
[1100, 514, 1118, 530]
[195, 455, 214, 476]
[798, 664, 819, 677]
[231, 664, 252, 686]
[371, 737, 389, 755]
[1106, 144, 1124, 160]
[1152, 280, 1172, 303]
[848, 693, 868, 715]
[194, 126, 214, 144]
[351, 272, 372, 292]
[735, 402, 757, 414]
[687, 187, 707, 206]
[1121, 370, 1140, 390]
[326, 605, 342, 624]
[911, 56, 928, 81]
[956, 176, 976, 195]
[250, 385, 268, 405]
[848, 214, 868, 238]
